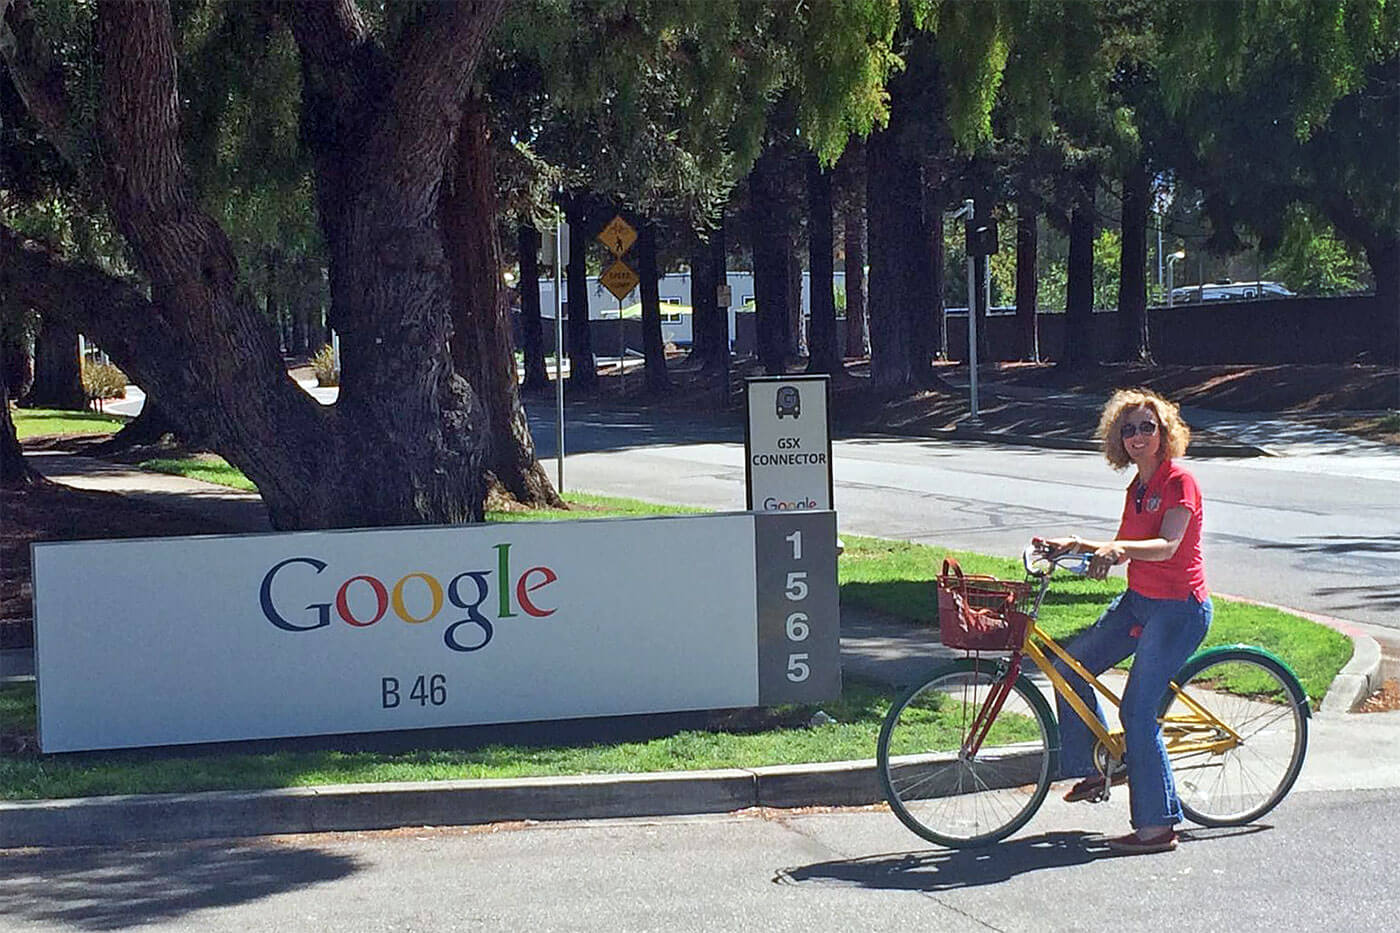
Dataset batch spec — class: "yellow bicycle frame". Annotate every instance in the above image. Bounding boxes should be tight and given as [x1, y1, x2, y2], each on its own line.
[1015, 620, 1244, 767]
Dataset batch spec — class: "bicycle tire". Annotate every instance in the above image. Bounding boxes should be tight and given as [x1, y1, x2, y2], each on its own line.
[1159, 646, 1309, 827]
[877, 658, 1059, 847]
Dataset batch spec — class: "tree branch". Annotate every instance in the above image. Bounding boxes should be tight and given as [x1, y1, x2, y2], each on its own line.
[0, 0, 92, 172]
[364, 0, 508, 211]
[0, 224, 168, 397]
[284, 0, 370, 73]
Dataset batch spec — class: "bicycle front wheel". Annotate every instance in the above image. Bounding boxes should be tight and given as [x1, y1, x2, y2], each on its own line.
[877, 659, 1058, 847]
[1161, 647, 1309, 827]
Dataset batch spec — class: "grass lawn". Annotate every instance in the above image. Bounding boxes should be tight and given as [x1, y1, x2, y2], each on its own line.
[12, 407, 126, 439]
[0, 680, 894, 799]
[836, 535, 1352, 704]
[1, 494, 1351, 801]
[139, 455, 259, 491]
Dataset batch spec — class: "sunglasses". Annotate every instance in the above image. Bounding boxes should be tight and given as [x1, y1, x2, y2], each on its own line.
[1120, 420, 1159, 439]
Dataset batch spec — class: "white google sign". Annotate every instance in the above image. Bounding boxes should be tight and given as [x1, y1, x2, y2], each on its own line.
[745, 375, 833, 512]
[32, 511, 839, 752]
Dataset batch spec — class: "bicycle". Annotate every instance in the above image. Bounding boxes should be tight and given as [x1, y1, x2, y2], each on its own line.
[876, 541, 1311, 848]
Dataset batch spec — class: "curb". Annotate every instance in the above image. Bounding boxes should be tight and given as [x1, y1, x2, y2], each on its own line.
[0, 762, 887, 849]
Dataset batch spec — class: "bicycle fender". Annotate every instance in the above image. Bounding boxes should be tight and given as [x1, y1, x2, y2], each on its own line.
[1178, 644, 1311, 718]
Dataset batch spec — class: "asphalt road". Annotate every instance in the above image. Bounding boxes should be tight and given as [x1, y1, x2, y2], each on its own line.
[3, 787, 1397, 932]
[528, 405, 1400, 629]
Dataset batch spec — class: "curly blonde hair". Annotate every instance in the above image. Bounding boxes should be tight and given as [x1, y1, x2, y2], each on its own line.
[1097, 388, 1191, 469]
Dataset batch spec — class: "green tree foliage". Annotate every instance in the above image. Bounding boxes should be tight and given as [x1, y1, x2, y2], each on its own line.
[1153, 0, 1397, 293]
[1266, 204, 1370, 295]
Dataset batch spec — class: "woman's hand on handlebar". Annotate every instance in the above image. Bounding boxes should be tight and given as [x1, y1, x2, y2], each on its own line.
[1087, 542, 1126, 580]
[1027, 537, 1093, 576]
[1038, 536, 1080, 558]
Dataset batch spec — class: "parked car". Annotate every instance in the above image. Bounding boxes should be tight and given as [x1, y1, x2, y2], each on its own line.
[1169, 281, 1296, 303]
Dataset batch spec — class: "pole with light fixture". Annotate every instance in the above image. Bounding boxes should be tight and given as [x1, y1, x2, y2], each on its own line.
[1166, 250, 1185, 308]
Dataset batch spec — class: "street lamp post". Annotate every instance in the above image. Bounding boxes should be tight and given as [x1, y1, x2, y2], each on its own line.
[1166, 250, 1185, 308]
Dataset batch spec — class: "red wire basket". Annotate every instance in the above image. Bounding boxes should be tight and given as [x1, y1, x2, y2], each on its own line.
[936, 558, 1034, 652]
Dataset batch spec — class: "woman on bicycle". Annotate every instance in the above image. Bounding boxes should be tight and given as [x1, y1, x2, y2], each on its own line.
[1042, 388, 1211, 855]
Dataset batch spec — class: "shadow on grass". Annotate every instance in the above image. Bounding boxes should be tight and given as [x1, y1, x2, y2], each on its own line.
[0, 840, 359, 930]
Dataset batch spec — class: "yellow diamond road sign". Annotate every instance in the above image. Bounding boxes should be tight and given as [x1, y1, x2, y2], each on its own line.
[600, 259, 639, 300]
[598, 215, 638, 257]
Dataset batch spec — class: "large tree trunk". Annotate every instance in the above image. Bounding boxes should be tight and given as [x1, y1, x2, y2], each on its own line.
[705, 217, 729, 375]
[689, 227, 719, 370]
[838, 139, 868, 359]
[786, 247, 803, 358]
[96, 395, 185, 450]
[443, 93, 561, 509]
[637, 217, 670, 392]
[265, 249, 284, 354]
[1, 313, 35, 401]
[905, 177, 935, 384]
[25, 315, 86, 409]
[1063, 167, 1098, 367]
[1364, 236, 1400, 313]
[971, 162, 995, 366]
[517, 224, 550, 391]
[843, 185, 867, 359]
[806, 154, 840, 375]
[1117, 158, 1152, 362]
[1, 378, 42, 486]
[925, 186, 947, 362]
[865, 126, 916, 391]
[1014, 204, 1039, 362]
[750, 147, 790, 374]
[563, 198, 596, 391]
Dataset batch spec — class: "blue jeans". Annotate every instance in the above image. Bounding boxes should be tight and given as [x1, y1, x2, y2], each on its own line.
[1053, 589, 1212, 829]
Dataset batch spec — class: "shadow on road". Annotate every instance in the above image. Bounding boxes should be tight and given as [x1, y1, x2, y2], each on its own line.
[0, 840, 359, 930]
[776, 825, 1270, 891]
[1257, 535, 1400, 556]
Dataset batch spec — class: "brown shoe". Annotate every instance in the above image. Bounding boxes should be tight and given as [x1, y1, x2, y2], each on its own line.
[1105, 829, 1178, 855]
[1062, 772, 1127, 803]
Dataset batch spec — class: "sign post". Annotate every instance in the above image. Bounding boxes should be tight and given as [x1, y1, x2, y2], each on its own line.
[598, 216, 640, 393]
[552, 211, 566, 491]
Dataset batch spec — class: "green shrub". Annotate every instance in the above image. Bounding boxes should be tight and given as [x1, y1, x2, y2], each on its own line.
[82, 361, 127, 401]
[311, 344, 339, 387]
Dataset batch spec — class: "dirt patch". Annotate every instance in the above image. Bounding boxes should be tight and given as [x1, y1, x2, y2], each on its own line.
[992, 362, 1399, 415]
[579, 358, 1398, 443]
[1357, 680, 1400, 714]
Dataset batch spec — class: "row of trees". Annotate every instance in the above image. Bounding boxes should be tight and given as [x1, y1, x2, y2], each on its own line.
[2, 1, 1395, 525]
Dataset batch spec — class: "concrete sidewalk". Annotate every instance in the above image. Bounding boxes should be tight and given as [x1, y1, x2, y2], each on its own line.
[3, 410, 1390, 847]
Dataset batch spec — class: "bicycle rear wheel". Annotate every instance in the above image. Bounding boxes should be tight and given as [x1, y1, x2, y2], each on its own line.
[1160, 647, 1309, 827]
[877, 658, 1058, 847]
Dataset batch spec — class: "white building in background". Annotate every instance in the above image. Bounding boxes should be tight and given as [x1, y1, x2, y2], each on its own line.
[535, 270, 850, 347]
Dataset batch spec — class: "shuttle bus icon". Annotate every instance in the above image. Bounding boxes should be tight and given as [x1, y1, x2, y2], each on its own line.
[775, 386, 801, 419]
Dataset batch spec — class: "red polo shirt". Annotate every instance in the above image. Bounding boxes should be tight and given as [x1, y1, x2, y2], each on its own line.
[1116, 459, 1208, 602]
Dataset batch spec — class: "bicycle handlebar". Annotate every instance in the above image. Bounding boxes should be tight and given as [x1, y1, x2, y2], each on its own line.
[1024, 538, 1093, 577]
